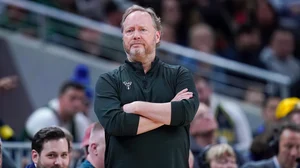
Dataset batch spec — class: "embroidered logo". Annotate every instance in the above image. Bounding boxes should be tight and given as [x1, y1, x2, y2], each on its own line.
[123, 81, 132, 90]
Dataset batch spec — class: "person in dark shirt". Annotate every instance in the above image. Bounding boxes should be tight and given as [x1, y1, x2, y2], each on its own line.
[94, 4, 199, 168]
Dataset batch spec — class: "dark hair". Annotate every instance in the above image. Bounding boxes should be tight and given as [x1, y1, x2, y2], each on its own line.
[32, 127, 70, 154]
[59, 81, 85, 96]
[235, 23, 258, 37]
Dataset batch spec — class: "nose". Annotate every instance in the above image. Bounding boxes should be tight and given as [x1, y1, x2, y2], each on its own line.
[133, 30, 141, 40]
[290, 147, 298, 157]
[54, 157, 63, 165]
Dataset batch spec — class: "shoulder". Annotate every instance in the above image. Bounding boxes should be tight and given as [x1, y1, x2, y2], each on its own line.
[242, 158, 274, 168]
[98, 65, 126, 81]
[159, 61, 190, 74]
[26, 106, 58, 137]
[27, 107, 57, 123]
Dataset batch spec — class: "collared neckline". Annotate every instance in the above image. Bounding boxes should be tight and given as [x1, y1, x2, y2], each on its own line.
[125, 56, 160, 74]
[273, 156, 280, 168]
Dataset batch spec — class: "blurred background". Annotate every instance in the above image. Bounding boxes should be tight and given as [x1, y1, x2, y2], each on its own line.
[1, 0, 300, 167]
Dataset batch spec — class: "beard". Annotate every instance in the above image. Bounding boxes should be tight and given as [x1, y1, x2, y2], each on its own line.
[123, 37, 157, 61]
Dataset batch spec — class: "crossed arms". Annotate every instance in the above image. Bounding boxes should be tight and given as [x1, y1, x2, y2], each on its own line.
[94, 68, 199, 136]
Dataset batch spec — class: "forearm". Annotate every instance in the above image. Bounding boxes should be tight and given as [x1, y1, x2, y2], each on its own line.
[137, 116, 163, 135]
[134, 102, 172, 125]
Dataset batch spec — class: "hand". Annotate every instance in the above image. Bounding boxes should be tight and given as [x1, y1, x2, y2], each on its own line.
[0, 75, 18, 90]
[171, 88, 193, 102]
[123, 101, 139, 114]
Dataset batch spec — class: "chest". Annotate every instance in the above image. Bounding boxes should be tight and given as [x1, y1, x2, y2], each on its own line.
[118, 70, 175, 105]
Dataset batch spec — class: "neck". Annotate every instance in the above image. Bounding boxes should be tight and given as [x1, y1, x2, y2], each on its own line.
[86, 155, 96, 167]
[278, 156, 297, 168]
[128, 53, 155, 73]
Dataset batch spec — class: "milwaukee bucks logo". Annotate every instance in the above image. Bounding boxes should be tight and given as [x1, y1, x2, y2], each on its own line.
[123, 81, 132, 90]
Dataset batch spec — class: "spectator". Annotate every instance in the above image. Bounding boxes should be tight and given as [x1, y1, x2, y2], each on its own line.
[25, 126, 70, 168]
[24, 81, 91, 142]
[199, 143, 238, 168]
[70, 64, 94, 116]
[233, 24, 264, 68]
[254, 95, 281, 136]
[74, 123, 95, 168]
[242, 122, 300, 168]
[79, 122, 105, 168]
[275, 97, 300, 125]
[190, 103, 247, 167]
[194, 76, 252, 151]
[251, 1, 279, 46]
[260, 28, 300, 83]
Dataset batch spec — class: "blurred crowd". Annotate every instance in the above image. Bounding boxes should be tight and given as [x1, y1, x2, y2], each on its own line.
[2, 0, 300, 168]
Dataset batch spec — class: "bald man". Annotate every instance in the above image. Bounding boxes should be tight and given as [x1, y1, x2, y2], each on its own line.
[80, 122, 105, 168]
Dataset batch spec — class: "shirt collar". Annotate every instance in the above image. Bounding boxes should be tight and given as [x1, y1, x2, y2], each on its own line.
[273, 156, 281, 168]
[125, 56, 159, 73]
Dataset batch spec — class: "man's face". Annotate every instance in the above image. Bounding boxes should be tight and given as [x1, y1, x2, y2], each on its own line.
[122, 11, 160, 62]
[32, 138, 70, 168]
[278, 129, 300, 168]
[271, 31, 294, 59]
[263, 97, 280, 122]
[190, 111, 217, 147]
[59, 88, 85, 116]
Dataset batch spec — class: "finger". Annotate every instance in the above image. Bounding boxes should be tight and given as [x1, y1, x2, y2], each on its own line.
[177, 92, 193, 97]
[176, 88, 188, 95]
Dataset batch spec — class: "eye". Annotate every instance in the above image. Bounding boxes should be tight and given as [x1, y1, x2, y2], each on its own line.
[47, 154, 55, 158]
[126, 29, 133, 33]
[62, 153, 68, 158]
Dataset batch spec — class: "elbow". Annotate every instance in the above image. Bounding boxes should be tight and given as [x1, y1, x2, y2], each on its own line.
[170, 101, 198, 126]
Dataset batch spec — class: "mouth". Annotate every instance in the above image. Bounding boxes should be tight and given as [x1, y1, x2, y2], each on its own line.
[132, 43, 143, 46]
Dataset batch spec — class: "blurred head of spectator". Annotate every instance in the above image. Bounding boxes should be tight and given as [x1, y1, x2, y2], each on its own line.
[79, 28, 102, 57]
[58, 81, 86, 120]
[190, 104, 218, 147]
[270, 28, 295, 60]
[262, 95, 281, 124]
[244, 85, 265, 107]
[105, 1, 123, 28]
[275, 97, 300, 125]
[200, 143, 238, 168]
[161, 0, 182, 27]
[255, 1, 278, 29]
[82, 122, 105, 168]
[71, 64, 93, 116]
[195, 76, 212, 106]
[31, 127, 70, 168]
[161, 23, 176, 43]
[189, 23, 215, 54]
[235, 24, 261, 53]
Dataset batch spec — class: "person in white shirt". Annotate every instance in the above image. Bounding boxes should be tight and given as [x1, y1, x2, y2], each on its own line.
[25, 81, 91, 142]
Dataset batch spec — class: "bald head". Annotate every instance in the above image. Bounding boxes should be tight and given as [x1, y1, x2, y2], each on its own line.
[87, 122, 106, 168]
[89, 122, 105, 144]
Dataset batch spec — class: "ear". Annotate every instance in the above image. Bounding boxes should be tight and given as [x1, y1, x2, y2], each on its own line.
[90, 143, 98, 155]
[155, 31, 161, 44]
[32, 150, 39, 164]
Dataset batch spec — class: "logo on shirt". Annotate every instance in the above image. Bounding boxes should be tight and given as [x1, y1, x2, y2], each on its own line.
[123, 81, 132, 90]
